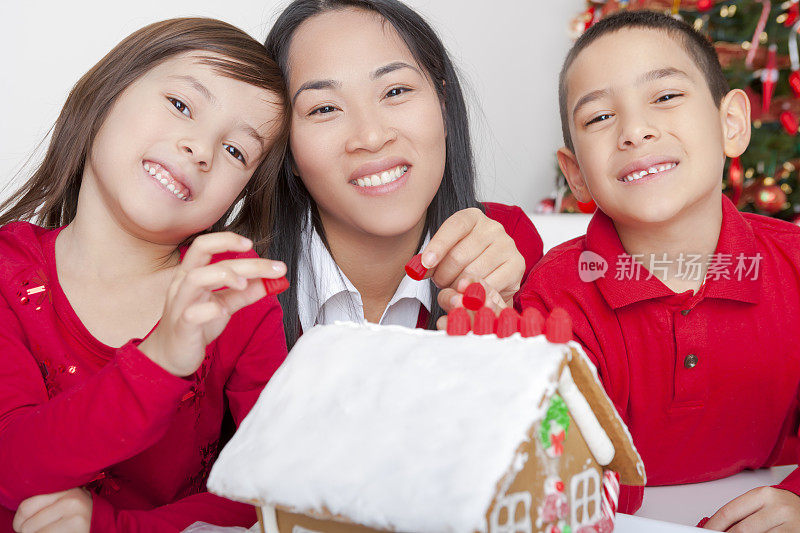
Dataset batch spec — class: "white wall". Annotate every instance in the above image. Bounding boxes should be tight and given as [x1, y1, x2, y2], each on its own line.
[0, 0, 583, 210]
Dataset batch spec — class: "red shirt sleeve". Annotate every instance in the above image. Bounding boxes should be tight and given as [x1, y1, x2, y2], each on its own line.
[482, 202, 544, 285]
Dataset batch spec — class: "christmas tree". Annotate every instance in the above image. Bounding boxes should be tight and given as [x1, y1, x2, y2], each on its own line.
[549, 0, 800, 223]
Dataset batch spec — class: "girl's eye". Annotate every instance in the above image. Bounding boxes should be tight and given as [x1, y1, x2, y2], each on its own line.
[309, 105, 338, 116]
[386, 87, 410, 98]
[168, 97, 191, 117]
[224, 144, 246, 164]
[586, 113, 613, 126]
[656, 93, 682, 103]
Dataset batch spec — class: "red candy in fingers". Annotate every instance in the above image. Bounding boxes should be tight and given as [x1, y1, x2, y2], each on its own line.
[446, 307, 471, 336]
[545, 307, 572, 343]
[462, 282, 486, 311]
[405, 253, 428, 281]
[473, 307, 497, 335]
[496, 308, 520, 338]
[263, 276, 290, 296]
[520, 308, 545, 337]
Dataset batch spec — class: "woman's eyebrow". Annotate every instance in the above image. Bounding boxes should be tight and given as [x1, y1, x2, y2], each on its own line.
[371, 61, 420, 79]
[292, 80, 341, 105]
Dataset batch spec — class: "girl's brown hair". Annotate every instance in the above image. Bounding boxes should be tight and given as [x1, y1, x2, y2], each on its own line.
[0, 17, 288, 251]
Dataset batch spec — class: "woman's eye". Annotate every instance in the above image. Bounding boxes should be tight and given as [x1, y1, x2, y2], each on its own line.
[386, 87, 410, 98]
[168, 97, 191, 117]
[309, 105, 338, 116]
[224, 144, 246, 164]
[586, 113, 613, 126]
[656, 93, 682, 103]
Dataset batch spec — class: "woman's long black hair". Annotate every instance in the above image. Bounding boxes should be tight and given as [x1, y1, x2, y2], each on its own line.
[264, 0, 483, 349]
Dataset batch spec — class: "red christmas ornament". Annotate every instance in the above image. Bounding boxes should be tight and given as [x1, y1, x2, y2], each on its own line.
[545, 308, 573, 343]
[761, 44, 779, 113]
[262, 276, 289, 295]
[473, 307, 497, 335]
[727, 157, 743, 206]
[790, 71, 800, 98]
[404, 253, 428, 281]
[785, 2, 800, 27]
[496, 308, 520, 338]
[781, 111, 799, 135]
[577, 199, 597, 213]
[536, 197, 556, 214]
[462, 282, 486, 311]
[754, 184, 787, 214]
[446, 307, 471, 336]
[697, 0, 713, 12]
[520, 308, 546, 338]
[792, 213, 800, 226]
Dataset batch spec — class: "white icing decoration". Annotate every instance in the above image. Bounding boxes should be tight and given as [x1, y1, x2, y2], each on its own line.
[570, 468, 602, 527]
[490, 491, 532, 533]
[557, 367, 615, 466]
[260, 506, 279, 533]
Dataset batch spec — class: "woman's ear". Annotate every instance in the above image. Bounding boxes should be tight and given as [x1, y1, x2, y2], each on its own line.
[557, 146, 592, 202]
[720, 89, 751, 158]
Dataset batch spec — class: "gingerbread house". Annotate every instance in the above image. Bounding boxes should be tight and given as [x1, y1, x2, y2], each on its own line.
[208, 318, 645, 533]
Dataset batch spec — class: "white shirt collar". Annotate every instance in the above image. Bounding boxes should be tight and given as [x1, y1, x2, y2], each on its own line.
[296, 218, 432, 332]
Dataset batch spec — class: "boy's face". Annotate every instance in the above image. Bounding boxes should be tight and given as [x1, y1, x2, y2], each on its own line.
[559, 28, 749, 226]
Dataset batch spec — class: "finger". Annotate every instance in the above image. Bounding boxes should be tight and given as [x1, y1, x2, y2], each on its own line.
[213, 278, 272, 315]
[421, 208, 482, 270]
[431, 231, 494, 289]
[16, 494, 82, 533]
[436, 315, 447, 331]
[180, 232, 254, 271]
[14, 492, 69, 530]
[182, 301, 230, 325]
[705, 490, 765, 532]
[437, 288, 461, 313]
[727, 509, 782, 533]
[483, 262, 524, 305]
[37, 514, 91, 533]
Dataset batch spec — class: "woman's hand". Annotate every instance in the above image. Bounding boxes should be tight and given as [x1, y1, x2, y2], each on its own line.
[421, 207, 524, 307]
[435, 279, 507, 331]
[139, 232, 286, 377]
[13, 488, 92, 533]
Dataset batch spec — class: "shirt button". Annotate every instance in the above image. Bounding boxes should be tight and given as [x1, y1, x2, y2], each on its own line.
[681, 309, 690, 316]
[684, 353, 699, 369]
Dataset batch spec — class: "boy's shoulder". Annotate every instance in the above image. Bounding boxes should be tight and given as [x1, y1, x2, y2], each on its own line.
[742, 211, 800, 240]
[528, 234, 589, 283]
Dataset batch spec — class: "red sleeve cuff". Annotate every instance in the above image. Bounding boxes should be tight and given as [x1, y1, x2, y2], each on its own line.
[90, 492, 116, 532]
[115, 340, 193, 402]
[774, 466, 800, 497]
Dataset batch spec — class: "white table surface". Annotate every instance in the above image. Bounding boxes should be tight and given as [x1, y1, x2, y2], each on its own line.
[614, 466, 796, 532]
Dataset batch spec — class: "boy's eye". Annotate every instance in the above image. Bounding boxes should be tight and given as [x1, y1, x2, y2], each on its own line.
[224, 144, 246, 164]
[586, 113, 613, 126]
[309, 105, 339, 116]
[386, 87, 411, 98]
[656, 93, 682, 103]
[168, 97, 191, 117]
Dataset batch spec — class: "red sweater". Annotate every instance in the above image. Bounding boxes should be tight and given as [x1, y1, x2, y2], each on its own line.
[519, 196, 800, 515]
[0, 222, 287, 532]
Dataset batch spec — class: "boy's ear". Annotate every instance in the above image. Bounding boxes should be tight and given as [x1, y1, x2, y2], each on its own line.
[557, 146, 592, 202]
[720, 89, 751, 158]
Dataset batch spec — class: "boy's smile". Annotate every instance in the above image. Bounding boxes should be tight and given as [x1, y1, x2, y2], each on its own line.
[559, 28, 738, 227]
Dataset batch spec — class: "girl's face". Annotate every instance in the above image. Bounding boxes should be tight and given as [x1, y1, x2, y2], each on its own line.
[287, 8, 447, 240]
[85, 52, 282, 243]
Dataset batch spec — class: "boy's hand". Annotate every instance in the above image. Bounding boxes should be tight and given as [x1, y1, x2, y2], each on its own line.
[703, 486, 800, 532]
[139, 232, 286, 377]
[13, 488, 92, 533]
[435, 279, 507, 331]
[421, 208, 524, 308]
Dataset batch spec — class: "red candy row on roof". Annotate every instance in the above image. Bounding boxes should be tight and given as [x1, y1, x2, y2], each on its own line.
[445, 302, 572, 344]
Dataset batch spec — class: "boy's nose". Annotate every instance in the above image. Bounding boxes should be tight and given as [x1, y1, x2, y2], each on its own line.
[617, 120, 659, 150]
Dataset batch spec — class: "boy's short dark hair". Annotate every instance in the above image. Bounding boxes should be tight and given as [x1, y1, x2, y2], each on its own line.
[559, 10, 729, 151]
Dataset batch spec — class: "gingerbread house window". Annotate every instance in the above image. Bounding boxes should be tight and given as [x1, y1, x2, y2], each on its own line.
[490, 491, 532, 533]
[570, 468, 601, 526]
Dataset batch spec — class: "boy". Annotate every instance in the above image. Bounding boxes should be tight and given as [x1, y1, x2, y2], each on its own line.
[519, 10, 800, 531]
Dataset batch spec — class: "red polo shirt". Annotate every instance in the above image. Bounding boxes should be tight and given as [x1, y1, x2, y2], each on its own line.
[518, 195, 800, 516]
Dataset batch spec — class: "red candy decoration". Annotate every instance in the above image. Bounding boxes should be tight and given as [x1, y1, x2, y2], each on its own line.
[263, 276, 290, 295]
[520, 308, 546, 337]
[545, 308, 572, 343]
[727, 156, 743, 206]
[462, 282, 486, 310]
[696, 0, 713, 12]
[781, 111, 799, 135]
[497, 308, 520, 338]
[446, 307, 471, 336]
[405, 253, 428, 281]
[790, 71, 800, 98]
[473, 307, 497, 335]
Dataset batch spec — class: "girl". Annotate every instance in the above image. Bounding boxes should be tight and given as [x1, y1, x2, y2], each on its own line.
[0, 18, 288, 532]
[263, 0, 545, 348]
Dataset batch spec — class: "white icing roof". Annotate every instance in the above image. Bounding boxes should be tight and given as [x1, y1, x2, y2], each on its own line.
[209, 322, 574, 533]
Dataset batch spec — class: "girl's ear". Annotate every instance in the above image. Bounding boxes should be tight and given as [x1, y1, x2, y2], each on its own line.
[557, 146, 592, 203]
[720, 89, 751, 158]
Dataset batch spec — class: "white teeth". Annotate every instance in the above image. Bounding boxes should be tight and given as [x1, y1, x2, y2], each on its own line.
[144, 161, 189, 201]
[155, 172, 162, 180]
[381, 171, 392, 184]
[160, 178, 168, 185]
[353, 164, 408, 188]
[623, 162, 677, 183]
[167, 184, 175, 192]
[149, 167, 156, 175]
[144, 163, 150, 171]
[357, 178, 366, 187]
[647, 167, 658, 174]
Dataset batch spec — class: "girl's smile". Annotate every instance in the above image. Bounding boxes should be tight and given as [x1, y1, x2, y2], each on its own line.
[142, 160, 192, 201]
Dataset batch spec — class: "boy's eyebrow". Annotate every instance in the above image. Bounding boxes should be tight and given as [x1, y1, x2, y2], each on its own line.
[169, 75, 216, 104]
[292, 62, 420, 105]
[571, 67, 692, 120]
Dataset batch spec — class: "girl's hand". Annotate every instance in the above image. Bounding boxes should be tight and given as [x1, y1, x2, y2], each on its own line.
[421, 208, 524, 307]
[435, 279, 507, 331]
[139, 232, 286, 377]
[703, 486, 800, 532]
[13, 488, 92, 533]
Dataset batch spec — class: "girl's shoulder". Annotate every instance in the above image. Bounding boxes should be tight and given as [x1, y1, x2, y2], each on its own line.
[0, 221, 53, 264]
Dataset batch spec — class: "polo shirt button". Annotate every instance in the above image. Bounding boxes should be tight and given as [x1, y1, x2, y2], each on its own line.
[684, 353, 699, 369]
[681, 309, 690, 316]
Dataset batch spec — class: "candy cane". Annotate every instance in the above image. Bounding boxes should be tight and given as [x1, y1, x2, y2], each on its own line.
[601, 470, 620, 528]
[746, 0, 772, 69]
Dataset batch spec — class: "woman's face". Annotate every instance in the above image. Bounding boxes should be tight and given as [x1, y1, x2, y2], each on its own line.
[287, 8, 447, 240]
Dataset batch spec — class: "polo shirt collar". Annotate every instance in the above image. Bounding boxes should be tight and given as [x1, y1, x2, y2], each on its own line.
[588, 195, 761, 309]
